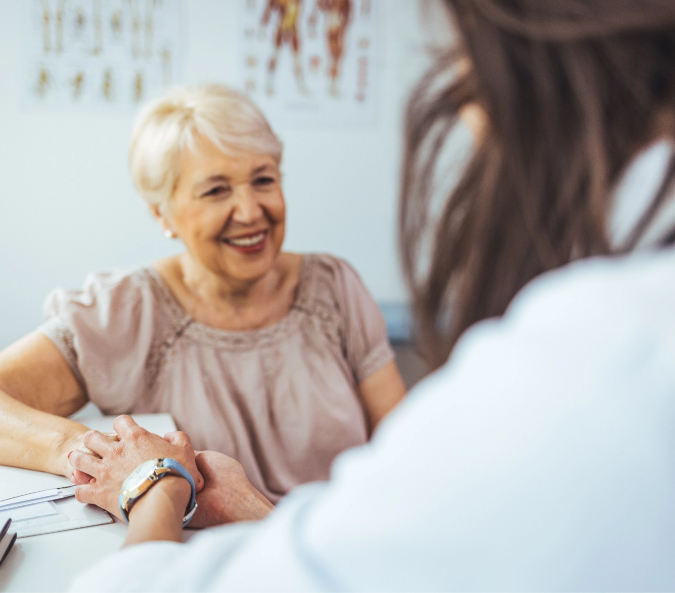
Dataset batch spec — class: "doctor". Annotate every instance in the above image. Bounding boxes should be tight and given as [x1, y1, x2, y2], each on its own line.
[70, 0, 675, 589]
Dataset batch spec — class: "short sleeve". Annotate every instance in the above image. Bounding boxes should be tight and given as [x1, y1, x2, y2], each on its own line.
[38, 269, 160, 414]
[322, 256, 395, 383]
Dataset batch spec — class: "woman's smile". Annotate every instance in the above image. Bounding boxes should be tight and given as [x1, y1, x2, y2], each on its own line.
[221, 229, 269, 253]
[166, 140, 287, 283]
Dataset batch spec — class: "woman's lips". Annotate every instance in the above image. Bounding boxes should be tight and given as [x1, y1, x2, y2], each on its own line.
[221, 230, 268, 253]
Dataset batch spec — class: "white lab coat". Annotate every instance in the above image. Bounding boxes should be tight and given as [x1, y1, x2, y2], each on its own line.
[71, 144, 675, 591]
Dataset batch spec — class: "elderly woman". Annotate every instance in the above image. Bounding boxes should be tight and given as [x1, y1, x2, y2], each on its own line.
[0, 84, 406, 505]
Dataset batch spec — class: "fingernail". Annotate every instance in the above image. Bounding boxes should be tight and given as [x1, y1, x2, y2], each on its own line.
[68, 451, 73, 459]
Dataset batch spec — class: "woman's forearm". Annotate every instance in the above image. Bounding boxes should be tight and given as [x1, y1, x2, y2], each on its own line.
[0, 388, 89, 476]
[0, 332, 90, 477]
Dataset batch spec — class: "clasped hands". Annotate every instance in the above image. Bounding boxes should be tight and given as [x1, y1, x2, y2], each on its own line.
[68, 416, 273, 529]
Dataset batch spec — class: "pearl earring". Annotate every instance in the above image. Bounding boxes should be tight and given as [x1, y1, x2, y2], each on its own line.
[164, 229, 176, 239]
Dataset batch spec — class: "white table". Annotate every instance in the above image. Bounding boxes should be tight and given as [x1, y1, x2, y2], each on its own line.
[0, 412, 177, 592]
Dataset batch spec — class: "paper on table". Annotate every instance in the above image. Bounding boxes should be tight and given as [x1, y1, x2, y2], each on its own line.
[0, 467, 71, 503]
[0, 485, 77, 512]
[11, 497, 112, 539]
[0, 501, 58, 525]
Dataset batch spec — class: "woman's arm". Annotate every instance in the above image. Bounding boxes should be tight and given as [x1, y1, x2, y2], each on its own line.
[0, 331, 90, 477]
[359, 360, 407, 434]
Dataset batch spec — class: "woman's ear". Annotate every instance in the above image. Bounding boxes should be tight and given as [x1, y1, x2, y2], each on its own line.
[150, 205, 178, 239]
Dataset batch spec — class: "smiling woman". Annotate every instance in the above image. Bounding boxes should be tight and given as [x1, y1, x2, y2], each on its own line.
[157, 141, 292, 316]
[0, 84, 406, 515]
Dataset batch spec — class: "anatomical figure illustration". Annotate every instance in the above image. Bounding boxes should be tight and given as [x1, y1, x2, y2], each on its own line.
[260, 0, 310, 96]
[308, 0, 351, 96]
[28, 0, 179, 107]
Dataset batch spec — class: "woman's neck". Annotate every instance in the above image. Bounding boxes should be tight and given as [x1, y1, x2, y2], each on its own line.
[166, 252, 301, 331]
[179, 253, 280, 306]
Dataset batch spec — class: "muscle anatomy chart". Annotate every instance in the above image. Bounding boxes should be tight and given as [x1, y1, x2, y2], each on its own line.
[23, 0, 182, 109]
[240, 0, 379, 127]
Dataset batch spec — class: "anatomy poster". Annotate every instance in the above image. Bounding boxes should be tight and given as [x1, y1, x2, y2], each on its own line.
[239, 0, 379, 127]
[23, 0, 182, 109]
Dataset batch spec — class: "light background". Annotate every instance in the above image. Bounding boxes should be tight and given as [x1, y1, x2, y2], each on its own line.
[0, 0, 435, 349]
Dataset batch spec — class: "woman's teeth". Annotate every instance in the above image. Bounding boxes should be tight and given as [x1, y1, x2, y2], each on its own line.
[225, 232, 266, 247]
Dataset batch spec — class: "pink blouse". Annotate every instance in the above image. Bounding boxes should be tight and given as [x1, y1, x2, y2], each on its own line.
[39, 254, 394, 502]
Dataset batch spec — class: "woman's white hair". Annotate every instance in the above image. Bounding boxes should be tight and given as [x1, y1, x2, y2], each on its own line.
[129, 84, 283, 214]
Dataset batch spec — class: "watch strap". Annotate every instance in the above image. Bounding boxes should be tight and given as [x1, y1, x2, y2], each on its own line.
[161, 458, 198, 526]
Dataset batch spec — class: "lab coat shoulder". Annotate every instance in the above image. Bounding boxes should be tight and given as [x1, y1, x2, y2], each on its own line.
[301, 248, 675, 591]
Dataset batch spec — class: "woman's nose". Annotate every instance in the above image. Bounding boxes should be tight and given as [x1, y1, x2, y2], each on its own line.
[231, 187, 264, 224]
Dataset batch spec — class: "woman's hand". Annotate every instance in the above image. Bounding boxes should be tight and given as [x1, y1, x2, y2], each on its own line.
[69, 415, 203, 520]
[190, 451, 274, 528]
[69, 431, 119, 485]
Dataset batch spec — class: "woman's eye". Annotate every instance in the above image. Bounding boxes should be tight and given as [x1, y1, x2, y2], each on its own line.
[203, 186, 229, 197]
[253, 176, 275, 187]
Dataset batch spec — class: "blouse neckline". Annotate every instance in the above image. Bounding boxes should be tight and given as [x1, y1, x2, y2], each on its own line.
[143, 254, 316, 349]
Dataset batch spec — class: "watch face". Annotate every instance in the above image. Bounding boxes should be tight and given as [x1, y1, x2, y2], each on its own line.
[122, 459, 159, 492]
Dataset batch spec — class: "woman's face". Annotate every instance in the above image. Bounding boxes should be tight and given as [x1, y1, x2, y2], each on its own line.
[167, 136, 286, 284]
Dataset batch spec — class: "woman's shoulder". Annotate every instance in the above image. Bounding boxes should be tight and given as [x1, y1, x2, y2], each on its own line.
[51, 265, 157, 298]
[43, 265, 164, 323]
[297, 252, 394, 382]
[298, 252, 382, 323]
[301, 253, 366, 294]
[297, 253, 366, 310]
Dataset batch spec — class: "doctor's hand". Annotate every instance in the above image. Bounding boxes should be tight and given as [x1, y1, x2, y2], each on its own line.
[69, 415, 204, 520]
[189, 451, 274, 528]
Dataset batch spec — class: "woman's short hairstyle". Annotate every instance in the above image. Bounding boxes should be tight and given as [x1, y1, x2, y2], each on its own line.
[129, 84, 283, 214]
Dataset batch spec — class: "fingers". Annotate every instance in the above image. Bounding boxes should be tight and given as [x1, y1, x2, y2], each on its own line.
[74, 484, 97, 506]
[71, 469, 93, 485]
[113, 415, 145, 440]
[195, 451, 229, 482]
[194, 469, 205, 493]
[164, 432, 203, 491]
[69, 449, 102, 479]
[194, 452, 214, 479]
[163, 431, 192, 448]
[75, 484, 121, 521]
[82, 429, 117, 457]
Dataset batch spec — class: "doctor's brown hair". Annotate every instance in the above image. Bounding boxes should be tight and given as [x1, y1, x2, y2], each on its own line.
[400, 0, 675, 368]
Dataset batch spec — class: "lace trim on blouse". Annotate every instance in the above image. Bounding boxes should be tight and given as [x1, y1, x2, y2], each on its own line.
[142, 254, 341, 351]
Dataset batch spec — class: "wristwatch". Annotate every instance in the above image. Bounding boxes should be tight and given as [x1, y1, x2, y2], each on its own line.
[118, 458, 197, 526]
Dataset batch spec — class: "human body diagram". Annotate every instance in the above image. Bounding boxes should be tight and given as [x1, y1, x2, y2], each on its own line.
[260, 0, 309, 96]
[309, 0, 352, 96]
[259, 0, 353, 98]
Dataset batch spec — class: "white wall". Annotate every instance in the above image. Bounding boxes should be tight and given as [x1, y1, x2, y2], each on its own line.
[0, 0, 431, 348]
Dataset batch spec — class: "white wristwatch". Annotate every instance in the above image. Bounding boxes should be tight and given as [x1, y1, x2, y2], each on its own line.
[118, 458, 197, 526]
